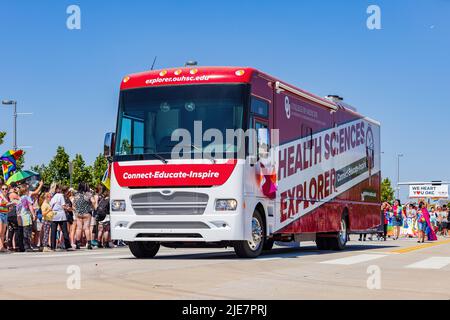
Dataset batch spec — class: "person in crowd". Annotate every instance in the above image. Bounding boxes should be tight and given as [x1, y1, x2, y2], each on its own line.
[417, 202, 430, 243]
[91, 185, 105, 248]
[381, 202, 391, 241]
[439, 205, 448, 237]
[16, 184, 36, 252]
[62, 186, 75, 248]
[391, 199, 403, 240]
[49, 184, 72, 251]
[0, 185, 10, 252]
[418, 201, 437, 242]
[39, 192, 54, 252]
[430, 207, 439, 234]
[74, 182, 95, 250]
[68, 188, 77, 248]
[96, 187, 112, 248]
[7, 186, 20, 252]
[31, 192, 42, 249]
[404, 203, 417, 238]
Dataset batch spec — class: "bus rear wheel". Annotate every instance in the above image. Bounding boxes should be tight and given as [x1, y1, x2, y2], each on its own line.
[234, 209, 265, 258]
[328, 217, 348, 251]
[129, 241, 160, 259]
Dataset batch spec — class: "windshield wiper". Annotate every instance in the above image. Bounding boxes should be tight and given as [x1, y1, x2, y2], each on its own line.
[140, 148, 168, 164]
[149, 153, 168, 164]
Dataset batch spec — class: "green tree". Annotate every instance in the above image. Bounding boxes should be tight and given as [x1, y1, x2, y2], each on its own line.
[71, 154, 92, 187]
[46, 146, 71, 185]
[381, 178, 395, 203]
[31, 164, 52, 186]
[91, 153, 108, 187]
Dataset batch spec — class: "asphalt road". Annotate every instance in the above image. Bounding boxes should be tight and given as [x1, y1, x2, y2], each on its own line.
[1, 237, 450, 300]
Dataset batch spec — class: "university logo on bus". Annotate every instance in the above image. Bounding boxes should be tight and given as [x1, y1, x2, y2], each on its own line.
[284, 96, 291, 119]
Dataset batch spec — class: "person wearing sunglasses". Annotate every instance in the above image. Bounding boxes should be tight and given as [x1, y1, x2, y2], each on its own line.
[0, 185, 10, 253]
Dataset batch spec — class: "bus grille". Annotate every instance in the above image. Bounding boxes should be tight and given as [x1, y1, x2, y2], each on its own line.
[130, 191, 209, 215]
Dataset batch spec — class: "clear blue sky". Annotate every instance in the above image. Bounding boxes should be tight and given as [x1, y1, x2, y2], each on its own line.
[1, 0, 449, 200]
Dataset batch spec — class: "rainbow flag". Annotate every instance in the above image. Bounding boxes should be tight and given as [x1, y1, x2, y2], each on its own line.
[1, 149, 23, 164]
[1, 149, 24, 181]
[102, 164, 111, 190]
[1, 162, 15, 182]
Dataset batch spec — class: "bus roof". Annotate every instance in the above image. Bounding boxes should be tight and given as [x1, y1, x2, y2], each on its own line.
[120, 66, 379, 125]
[120, 66, 255, 90]
[120, 66, 337, 110]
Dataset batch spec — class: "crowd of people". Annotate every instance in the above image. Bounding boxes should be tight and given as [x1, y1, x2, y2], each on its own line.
[0, 179, 119, 253]
[358, 200, 447, 242]
[1, 177, 449, 253]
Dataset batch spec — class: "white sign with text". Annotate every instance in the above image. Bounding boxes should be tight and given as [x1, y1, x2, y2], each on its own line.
[409, 185, 448, 199]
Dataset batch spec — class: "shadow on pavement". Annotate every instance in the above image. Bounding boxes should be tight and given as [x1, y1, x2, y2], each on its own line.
[122, 243, 398, 261]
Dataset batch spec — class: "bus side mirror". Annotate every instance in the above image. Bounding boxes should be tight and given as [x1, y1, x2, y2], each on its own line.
[104, 132, 115, 160]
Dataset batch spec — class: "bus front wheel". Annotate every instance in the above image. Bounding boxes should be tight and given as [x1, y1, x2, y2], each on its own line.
[129, 241, 160, 259]
[234, 209, 265, 258]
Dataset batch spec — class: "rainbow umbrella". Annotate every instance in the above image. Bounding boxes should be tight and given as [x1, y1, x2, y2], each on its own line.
[6, 170, 39, 186]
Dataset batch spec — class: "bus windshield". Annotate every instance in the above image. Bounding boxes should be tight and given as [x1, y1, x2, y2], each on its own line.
[115, 84, 248, 161]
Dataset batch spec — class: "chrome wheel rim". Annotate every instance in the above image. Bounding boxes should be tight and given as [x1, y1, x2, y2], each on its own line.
[248, 217, 263, 251]
[339, 219, 347, 244]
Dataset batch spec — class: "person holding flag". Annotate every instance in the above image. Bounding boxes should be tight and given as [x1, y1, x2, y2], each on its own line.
[417, 201, 437, 243]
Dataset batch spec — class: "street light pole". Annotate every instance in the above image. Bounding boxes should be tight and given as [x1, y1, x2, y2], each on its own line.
[2, 100, 18, 150]
[13, 101, 17, 151]
[2, 99, 32, 151]
[397, 153, 404, 199]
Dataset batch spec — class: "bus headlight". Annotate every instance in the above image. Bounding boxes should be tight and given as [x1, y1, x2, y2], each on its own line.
[111, 200, 126, 212]
[215, 199, 238, 211]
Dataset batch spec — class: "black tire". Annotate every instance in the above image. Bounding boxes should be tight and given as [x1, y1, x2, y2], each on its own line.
[263, 238, 274, 251]
[315, 237, 330, 250]
[234, 209, 265, 258]
[328, 216, 348, 251]
[129, 241, 160, 259]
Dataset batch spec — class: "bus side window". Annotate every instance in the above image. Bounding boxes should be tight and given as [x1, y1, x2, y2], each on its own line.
[255, 121, 269, 160]
[249, 96, 270, 160]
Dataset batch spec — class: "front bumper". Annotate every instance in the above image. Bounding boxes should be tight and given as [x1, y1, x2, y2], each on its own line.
[111, 210, 244, 242]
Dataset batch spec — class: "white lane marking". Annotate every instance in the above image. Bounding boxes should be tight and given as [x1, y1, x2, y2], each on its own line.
[320, 254, 387, 265]
[406, 257, 450, 270]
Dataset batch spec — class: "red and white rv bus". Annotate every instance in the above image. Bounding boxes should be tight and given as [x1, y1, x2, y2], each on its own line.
[104, 66, 381, 258]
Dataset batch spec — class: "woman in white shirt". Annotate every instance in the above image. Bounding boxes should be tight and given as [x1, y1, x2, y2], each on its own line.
[49, 184, 72, 251]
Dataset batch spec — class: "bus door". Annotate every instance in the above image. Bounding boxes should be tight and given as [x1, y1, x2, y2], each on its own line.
[245, 96, 271, 196]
